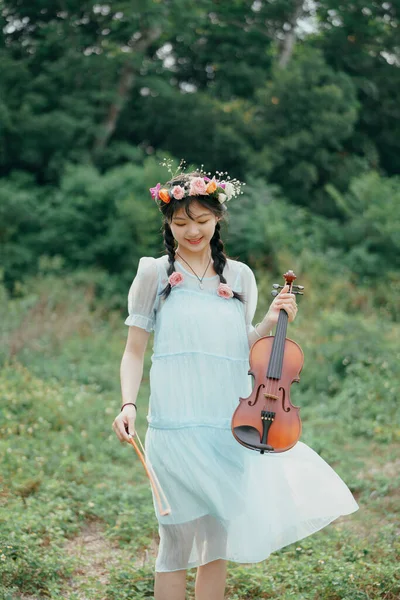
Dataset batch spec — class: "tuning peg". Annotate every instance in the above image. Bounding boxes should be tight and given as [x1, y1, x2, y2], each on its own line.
[272, 289, 304, 296]
[292, 285, 304, 291]
[271, 283, 283, 297]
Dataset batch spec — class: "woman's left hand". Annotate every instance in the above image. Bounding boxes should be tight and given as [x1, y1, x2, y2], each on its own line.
[266, 285, 298, 326]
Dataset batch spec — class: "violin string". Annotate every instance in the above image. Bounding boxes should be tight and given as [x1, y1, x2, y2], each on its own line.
[266, 316, 279, 415]
[271, 312, 282, 409]
[272, 311, 282, 395]
[263, 281, 290, 437]
[265, 336, 272, 413]
[268, 333, 276, 409]
[274, 284, 291, 413]
[266, 314, 279, 413]
[272, 309, 285, 416]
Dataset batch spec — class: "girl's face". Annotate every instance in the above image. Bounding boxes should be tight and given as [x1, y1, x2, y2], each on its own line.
[170, 201, 220, 253]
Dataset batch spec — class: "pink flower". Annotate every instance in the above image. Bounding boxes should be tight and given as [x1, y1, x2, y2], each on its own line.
[171, 185, 185, 200]
[168, 272, 184, 286]
[150, 183, 161, 199]
[189, 177, 207, 196]
[217, 283, 234, 298]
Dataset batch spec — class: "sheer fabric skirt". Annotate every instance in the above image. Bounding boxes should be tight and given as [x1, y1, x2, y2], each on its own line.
[145, 426, 359, 572]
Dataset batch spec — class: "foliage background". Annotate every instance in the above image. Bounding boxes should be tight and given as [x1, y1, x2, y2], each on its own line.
[0, 1, 399, 598]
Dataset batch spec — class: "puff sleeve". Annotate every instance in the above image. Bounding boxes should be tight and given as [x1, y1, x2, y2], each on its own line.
[241, 263, 258, 335]
[124, 257, 159, 332]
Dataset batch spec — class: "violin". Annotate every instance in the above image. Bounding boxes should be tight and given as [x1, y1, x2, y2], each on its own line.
[231, 270, 305, 454]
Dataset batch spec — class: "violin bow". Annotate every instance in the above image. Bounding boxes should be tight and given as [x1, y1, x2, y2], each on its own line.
[127, 431, 171, 516]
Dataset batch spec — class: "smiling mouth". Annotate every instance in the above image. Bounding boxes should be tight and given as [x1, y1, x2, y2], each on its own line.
[187, 238, 203, 242]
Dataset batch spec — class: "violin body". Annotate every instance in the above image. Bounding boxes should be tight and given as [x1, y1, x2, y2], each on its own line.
[232, 336, 303, 453]
[231, 270, 305, 454]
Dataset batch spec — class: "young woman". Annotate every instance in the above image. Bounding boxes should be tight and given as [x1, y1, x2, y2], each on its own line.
[113, 171, 359, 600]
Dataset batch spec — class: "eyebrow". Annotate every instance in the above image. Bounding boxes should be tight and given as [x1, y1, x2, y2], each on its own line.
[173, 213, 211, 221]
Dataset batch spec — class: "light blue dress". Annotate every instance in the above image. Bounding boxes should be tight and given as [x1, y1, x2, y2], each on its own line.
[125, 255, 359, 572]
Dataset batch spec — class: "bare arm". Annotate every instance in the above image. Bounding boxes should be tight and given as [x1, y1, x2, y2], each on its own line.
[247, 314, 275, 349]
[113, 326, 151, 442]
[247, 285, 297, 349]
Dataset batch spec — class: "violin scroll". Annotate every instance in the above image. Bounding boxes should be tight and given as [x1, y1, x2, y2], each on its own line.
[271, 270, 304, 297]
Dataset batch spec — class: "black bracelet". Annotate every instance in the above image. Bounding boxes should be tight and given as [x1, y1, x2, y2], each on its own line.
[120, 402, 137, 412]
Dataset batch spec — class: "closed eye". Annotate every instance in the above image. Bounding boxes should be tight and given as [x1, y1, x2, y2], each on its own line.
[175, 221, 209, 226]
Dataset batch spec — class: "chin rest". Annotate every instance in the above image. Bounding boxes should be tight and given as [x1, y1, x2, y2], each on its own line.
[233, 425, 274, 452]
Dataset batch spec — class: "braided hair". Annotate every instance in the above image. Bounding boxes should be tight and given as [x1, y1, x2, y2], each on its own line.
[158, 171, 244, 303]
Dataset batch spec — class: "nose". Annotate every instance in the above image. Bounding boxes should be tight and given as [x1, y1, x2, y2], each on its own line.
[187, 225, 201, 237]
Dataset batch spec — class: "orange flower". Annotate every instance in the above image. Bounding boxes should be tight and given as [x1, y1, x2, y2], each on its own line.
[206, 180, 217, 194]
[159, 189, 170, 203]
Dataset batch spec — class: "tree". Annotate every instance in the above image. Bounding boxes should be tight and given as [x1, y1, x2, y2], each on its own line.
[314, 0, 400, 175]
[249, 49, 361, 214]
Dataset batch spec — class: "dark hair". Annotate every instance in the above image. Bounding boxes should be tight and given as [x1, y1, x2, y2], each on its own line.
[158, 171, 244, 303]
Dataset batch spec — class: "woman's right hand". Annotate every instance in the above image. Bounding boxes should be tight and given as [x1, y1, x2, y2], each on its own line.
[112, 405, 137, 443]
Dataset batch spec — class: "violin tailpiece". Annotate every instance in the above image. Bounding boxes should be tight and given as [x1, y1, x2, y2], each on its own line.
[261, 410, 275, 446]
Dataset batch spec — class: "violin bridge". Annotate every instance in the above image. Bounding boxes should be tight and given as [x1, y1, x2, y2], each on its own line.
[263, 393, 279, 401]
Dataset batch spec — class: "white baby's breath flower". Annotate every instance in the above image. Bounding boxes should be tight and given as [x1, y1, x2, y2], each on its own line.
[224, 182, 234, 199]
[218, 193, 227, 204]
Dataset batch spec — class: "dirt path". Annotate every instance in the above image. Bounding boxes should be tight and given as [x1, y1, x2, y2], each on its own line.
[59, 520, 158, 600]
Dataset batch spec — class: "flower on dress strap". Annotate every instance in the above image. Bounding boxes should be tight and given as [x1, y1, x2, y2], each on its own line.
[217, 283, 234, 298]
[168, 272, 184, 286]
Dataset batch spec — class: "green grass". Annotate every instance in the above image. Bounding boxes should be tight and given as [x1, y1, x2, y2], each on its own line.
[0, 273, 399, 599]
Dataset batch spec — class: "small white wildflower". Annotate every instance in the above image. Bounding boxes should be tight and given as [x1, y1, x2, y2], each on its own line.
[224, 182, 234, 199]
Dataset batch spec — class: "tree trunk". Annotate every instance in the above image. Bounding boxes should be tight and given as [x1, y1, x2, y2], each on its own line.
[93, 27, 162, 153]
[278, 0, 304, 69]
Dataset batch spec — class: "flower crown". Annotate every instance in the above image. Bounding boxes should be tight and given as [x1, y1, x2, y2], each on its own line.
[149, 161, 244, 205]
